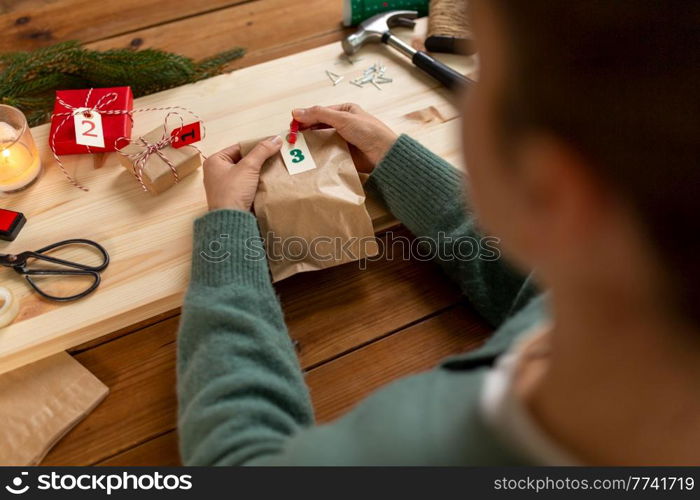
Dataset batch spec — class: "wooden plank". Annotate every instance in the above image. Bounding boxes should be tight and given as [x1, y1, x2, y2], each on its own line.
[0, 19, 476, 375]
[86, 0, 346, 67]
[278, 229, 463, 368]
[0, 0, 248, 52]
[42, 316, 178, 466]
[43, 230, 468, 465]
[225, 30, 350, 72]
[93, 304, 490, 466]
[42, 325, 163, 464]
[98, 431, 180, 467]
[307, 305, 491, 423]
[69, 307, 179, 353]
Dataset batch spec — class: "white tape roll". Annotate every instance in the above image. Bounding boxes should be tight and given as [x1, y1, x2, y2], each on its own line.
[0, 286, 19, 328]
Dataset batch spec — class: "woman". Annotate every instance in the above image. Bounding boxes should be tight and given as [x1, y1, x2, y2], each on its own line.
[177, 0, 700, 465]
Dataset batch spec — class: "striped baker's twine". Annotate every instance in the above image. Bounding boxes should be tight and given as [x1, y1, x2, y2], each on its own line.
[115, 109, 206, 192]
[49, 89, 207, 191]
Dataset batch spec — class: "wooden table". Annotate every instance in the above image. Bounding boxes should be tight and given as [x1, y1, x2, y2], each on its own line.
[1, 0, 491, 465]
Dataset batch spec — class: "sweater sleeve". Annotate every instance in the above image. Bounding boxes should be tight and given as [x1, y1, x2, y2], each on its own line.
[366, 134, 536, 326]
[177, 209, 313, 465]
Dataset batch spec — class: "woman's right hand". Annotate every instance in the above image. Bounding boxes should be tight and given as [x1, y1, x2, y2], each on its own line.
[292, 103, 397, 173]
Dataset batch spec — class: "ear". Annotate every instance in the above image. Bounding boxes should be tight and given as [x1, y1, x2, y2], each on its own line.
[515, 135, 612, 257]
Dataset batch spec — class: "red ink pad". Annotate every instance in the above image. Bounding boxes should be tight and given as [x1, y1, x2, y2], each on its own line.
[0, 209, 26, 241]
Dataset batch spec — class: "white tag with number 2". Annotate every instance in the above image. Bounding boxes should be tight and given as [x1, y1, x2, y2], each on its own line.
[73, 108, 105, 148]
[280, 131, 317, 175]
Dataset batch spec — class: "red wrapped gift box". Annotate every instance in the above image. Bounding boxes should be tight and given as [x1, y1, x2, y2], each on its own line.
[49, 87, 134, 155]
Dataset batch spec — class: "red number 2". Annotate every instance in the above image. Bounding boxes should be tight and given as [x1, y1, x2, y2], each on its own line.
[81, 120, 97, 137]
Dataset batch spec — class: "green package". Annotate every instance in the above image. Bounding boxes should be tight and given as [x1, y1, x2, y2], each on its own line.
[343, 0, 430, 26]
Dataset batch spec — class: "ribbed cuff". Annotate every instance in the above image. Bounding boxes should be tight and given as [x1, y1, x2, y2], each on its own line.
[191, 209, 271, 288]
[367, 134, 466, 231]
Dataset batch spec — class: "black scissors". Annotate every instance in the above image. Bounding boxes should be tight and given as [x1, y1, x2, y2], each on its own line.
[0, 239, 109, 302]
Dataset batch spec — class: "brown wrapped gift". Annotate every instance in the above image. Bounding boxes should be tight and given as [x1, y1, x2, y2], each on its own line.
[241, 129, 378, 281]
[118, 124, 202, 194]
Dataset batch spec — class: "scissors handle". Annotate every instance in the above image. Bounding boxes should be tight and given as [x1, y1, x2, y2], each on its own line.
[11, 239, 109, 302]
[22, 269, 101, 302]
[30, 238, 109, 272]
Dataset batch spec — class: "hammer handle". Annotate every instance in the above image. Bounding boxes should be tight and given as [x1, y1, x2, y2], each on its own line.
[412, 51, 473, 90]
[382, 32, 473, 91]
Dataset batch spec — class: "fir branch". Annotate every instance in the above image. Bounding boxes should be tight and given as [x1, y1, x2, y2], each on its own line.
[195, 47, 246, 79]
[0, 41, 245, 126]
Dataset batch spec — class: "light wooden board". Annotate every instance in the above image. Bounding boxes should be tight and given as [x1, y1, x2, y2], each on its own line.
[0, 19, 476, 374]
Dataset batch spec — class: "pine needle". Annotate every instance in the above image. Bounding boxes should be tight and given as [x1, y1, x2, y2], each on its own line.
[0, 41, 246, 126]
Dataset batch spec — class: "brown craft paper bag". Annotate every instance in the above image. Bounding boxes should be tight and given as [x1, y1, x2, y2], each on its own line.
[241, 129, 378, 281]
[0, 352, 108, 465]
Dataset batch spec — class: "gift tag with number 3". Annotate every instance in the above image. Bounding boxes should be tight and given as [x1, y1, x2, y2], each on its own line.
[73, 108, 105, 148]
[280, 131, 317, 175]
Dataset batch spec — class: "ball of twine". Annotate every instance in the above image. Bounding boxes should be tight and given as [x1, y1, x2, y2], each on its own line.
[428, 0, 472, 38]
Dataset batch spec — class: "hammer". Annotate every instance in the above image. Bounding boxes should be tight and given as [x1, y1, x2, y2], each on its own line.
[342, 10, 473, 91]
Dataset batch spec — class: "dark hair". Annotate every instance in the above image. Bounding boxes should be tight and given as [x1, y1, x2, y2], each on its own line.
[491, 1, 700, 322]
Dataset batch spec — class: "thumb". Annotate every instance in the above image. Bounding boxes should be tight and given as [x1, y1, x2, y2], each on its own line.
[239, 135, 283, 170]
[293, 106, 348, 129]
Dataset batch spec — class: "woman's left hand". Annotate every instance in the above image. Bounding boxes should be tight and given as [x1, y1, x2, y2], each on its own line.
[203, 135, 283, 212]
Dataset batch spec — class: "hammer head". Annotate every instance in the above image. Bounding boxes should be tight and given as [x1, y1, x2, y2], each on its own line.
[342, 10, 418, 55]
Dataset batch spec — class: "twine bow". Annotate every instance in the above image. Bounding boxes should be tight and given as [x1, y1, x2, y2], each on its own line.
[49, 88, 206, 192]
[54, 89, 121, 118]
[116, 110, 206, 192]
[50, 88, 132, 191]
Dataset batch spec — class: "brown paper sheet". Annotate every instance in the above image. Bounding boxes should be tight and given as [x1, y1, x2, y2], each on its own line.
[118, 125, 202, 194]
[0, 352, 108, 465]
[242, 129, 378, 281]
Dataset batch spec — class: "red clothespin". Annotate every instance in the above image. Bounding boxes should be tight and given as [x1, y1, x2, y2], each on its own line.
[287, 119, 300, 145]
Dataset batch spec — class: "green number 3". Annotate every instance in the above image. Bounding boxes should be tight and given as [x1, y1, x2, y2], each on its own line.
[289, 149, 305, 163]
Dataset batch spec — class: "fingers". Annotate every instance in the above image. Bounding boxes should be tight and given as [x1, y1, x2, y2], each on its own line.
[292, 104, 360, 129]
[212, 143, 242, 164]
[327, 103, 363, 114]
[239, 135, 283, 170]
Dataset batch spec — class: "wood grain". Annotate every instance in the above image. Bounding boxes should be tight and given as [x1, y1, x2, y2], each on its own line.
[5, 6, 486, 467]
[0, 0, 249, 52]
[279, 229, 464, 368]
[307, 305, 490, 423]
[0, 19, 476, 375]
[42, 316, 179, 465]
[43, 229, 469, 465]
[61, 304, 489, 466]
[98, 431, 180, 467]
[69, 307, 180, 354]
[86, 0, 347, 69]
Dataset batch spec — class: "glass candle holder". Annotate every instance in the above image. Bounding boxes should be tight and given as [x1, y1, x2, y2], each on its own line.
[0, 104, 42, 193]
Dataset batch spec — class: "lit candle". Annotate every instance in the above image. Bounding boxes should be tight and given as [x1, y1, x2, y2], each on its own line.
[0, 106, 42, 193]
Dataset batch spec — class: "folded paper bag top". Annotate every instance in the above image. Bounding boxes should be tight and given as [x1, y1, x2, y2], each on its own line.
[241, 129, 379, 282]
[0, 352, 108, 466]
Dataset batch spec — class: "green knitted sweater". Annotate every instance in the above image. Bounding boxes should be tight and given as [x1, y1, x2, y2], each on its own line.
[177, 134, 541, 465]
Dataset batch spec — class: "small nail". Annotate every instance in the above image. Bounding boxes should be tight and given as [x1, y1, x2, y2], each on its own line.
[270, 135, 283, 145]
[292, 108, 306, 117]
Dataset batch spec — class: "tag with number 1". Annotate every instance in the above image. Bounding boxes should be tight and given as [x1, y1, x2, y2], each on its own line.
[73, 108, 105, 148]
[280, 131, 317, 175]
